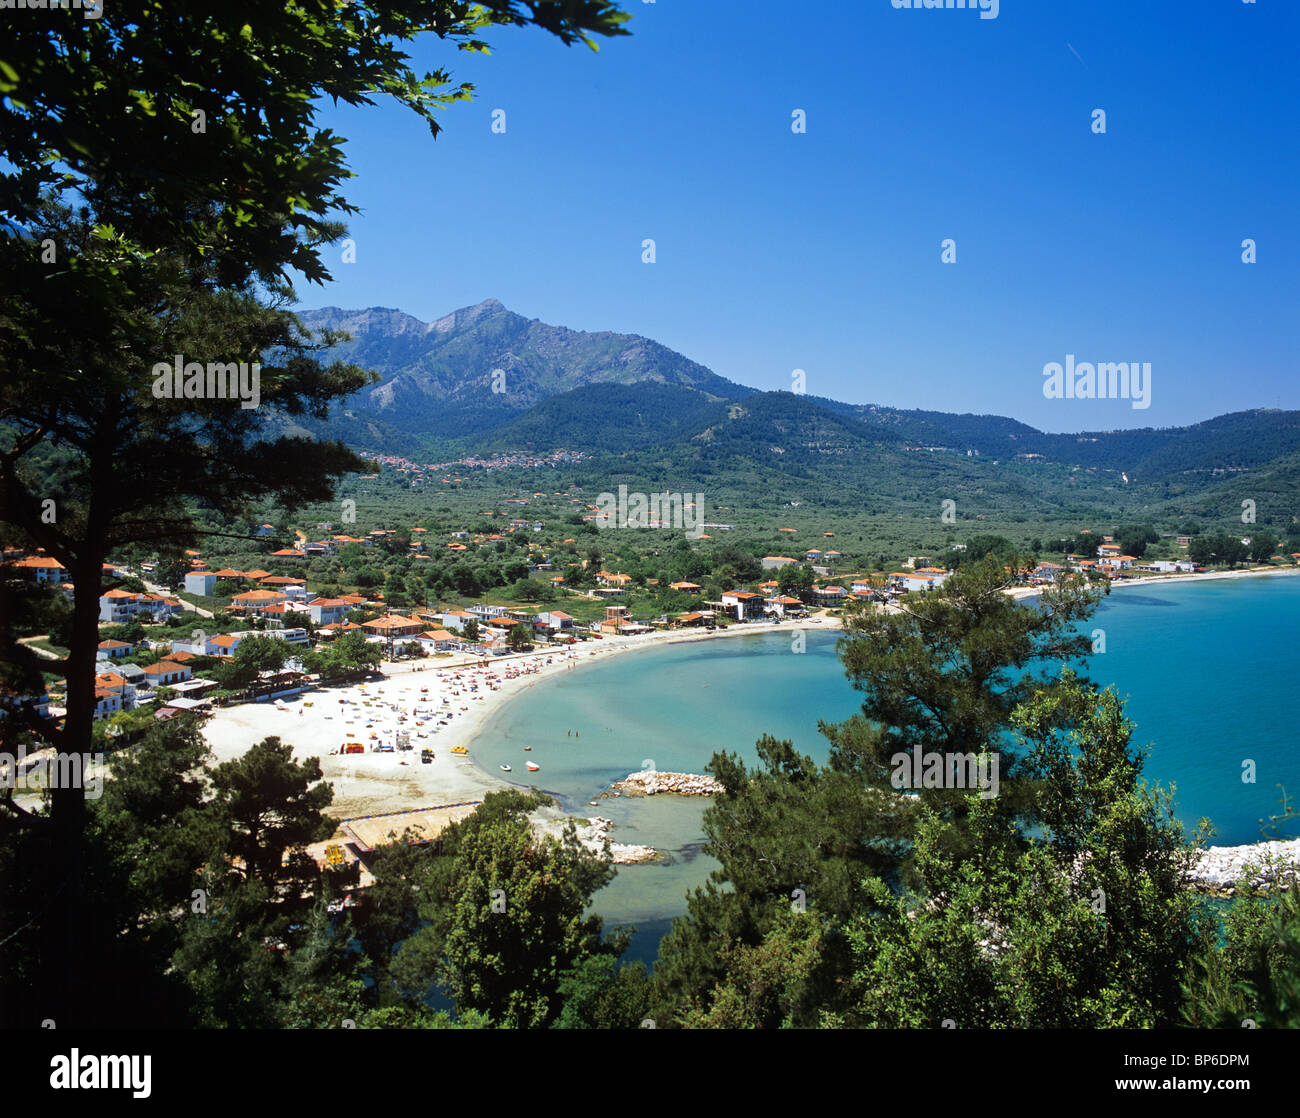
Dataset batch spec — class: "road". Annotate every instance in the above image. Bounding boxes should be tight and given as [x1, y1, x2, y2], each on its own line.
[142, 579, 213, 618]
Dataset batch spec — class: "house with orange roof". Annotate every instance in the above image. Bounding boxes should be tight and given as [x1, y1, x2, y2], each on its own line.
[308, 598, 349, 626]
[766, 595, 805, 618]
[144, 660, 192, 686]
[1097, 555, 1137, 571]
[98, 588, 182, 623]
[720, 590, 766, 621]
[670, 581, 702, 593]
[231, 589, 288, 615]
[94, 669, 138, 709]
[362, 614, 424, 638]
[96, 639, 134, 661]
[93, 687, 123, 721]
[416, 629, 460, 653]
[761, 556, 799, 571]
[10, 555, 68, 583]
[204, 633, 243, 657]
[889, 569, 952, 593]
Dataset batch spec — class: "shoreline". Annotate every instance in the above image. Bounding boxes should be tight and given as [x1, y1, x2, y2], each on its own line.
[1008, 563, 1300, 600]
[199, 615, 842, 858]
[199, 567, 1299, 867]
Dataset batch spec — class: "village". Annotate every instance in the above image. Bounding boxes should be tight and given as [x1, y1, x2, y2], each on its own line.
[5, 510, 1296, 735]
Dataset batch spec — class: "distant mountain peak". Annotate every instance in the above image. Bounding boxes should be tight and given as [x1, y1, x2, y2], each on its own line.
[430, 297, 509, 333]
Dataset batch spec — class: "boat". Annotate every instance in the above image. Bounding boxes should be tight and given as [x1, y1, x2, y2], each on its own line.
[524, 746, 532, 751]
[526, 762, 540, 772]
[450, 745, 468, 755]
[500, 763, 512, 772]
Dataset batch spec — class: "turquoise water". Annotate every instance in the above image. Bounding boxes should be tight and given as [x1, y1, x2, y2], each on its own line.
[473, 574, 1300, 959]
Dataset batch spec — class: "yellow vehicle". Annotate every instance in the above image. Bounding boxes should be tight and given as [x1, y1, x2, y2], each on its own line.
[450, 745, 469, 756]
[325, 844, 345, 867]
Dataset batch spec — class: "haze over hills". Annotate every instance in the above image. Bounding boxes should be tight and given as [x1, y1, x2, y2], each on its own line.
[296, 300, 1300, 524]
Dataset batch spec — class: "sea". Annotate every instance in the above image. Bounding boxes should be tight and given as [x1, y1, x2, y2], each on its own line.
[472, 572, 1300, 965]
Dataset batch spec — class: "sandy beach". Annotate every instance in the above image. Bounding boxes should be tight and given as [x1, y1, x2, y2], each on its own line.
[201, 616, 843, 835]
[201, 564, 1300, 850]
[1006, 563, 1299, 600]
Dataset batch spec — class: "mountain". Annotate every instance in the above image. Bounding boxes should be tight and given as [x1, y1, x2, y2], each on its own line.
[293, 299, 1300, 522]
[298, 299, 753, 443]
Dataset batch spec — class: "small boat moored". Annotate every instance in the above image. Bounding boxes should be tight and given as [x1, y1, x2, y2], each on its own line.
[500, 763, 513, 772]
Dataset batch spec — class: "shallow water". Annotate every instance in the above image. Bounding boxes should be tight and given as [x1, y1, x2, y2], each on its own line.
[473, 574, 1300, 962]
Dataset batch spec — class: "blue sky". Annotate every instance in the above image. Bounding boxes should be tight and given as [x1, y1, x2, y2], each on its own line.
[299, 0, 1299, 433]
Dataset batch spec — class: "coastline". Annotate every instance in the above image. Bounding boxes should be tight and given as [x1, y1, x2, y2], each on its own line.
[1008, 563, 1300, 600]
[200, 567, 1300, 872]
[200, 615, 842, 855]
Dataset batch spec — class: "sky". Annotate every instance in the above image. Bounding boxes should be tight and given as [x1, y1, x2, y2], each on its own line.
[298, 0, 1300, 433]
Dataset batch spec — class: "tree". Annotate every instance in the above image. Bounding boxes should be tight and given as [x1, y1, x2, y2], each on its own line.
[207, 736, 335, 890]
[391, 792, 617, 1027]
[553, 956, 654, 1030]
[1189, 534, 1248, 568]
[215, 634, 289, 690]
[1248, 531, 1278, 564]
[317, 629, 383, 678]
[506, 623, 533, 651]
[1182, 793, 1300, 1028]
[461, 618, 481, 642]
[1115, 522, 1157, 560]
[154, 556, 191, 591]
[776, 562, 813, 601]
[2, 0, 633, 1024]
[847, 676, 1202, 1028]
[653, 735, 909, 1023]
[828, 555, 1104, 846]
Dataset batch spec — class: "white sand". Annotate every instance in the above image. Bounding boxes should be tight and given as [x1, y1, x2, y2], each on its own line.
[200, 617, 842, 826]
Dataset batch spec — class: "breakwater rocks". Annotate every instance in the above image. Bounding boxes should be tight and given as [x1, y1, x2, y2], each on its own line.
[581, 815, 660, 864]
[1189, 839, 1300, 894]
[610, 770, 726, 797]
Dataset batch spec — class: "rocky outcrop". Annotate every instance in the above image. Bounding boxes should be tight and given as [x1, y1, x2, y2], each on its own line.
[576, 815, 659, 864]
[1188, 839, 1300, 894]
[611, 771, 725, 797]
